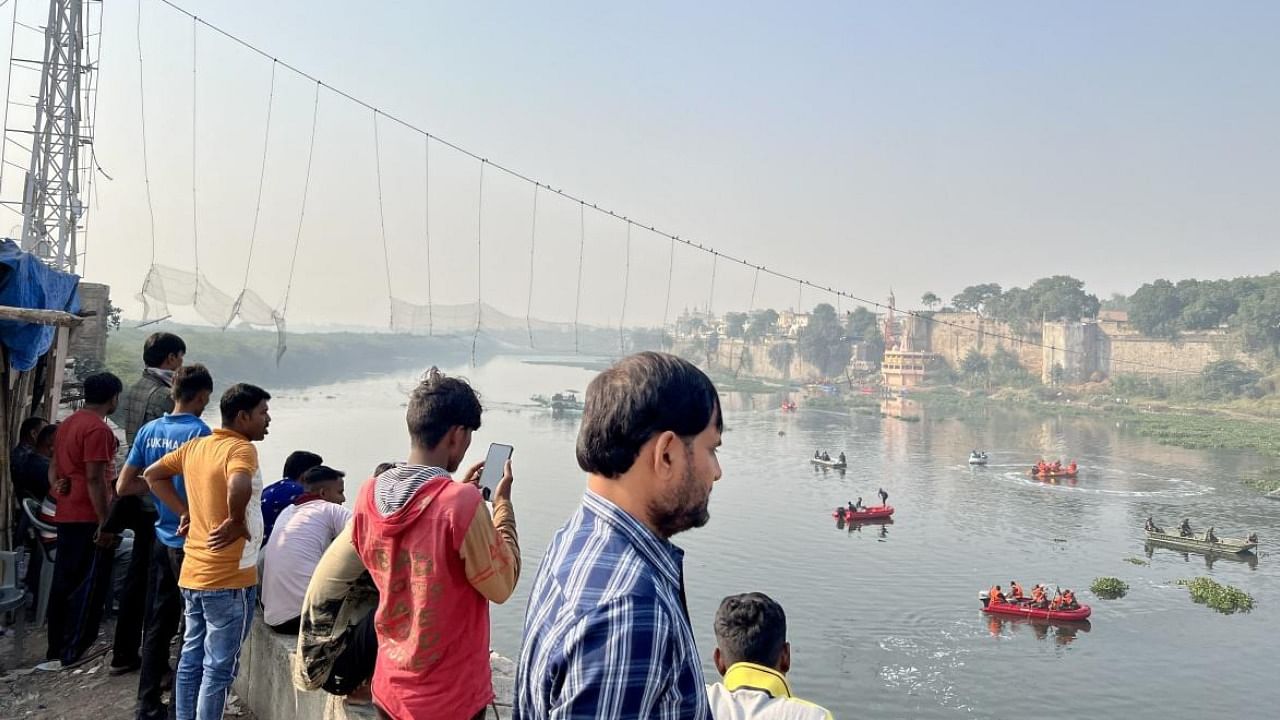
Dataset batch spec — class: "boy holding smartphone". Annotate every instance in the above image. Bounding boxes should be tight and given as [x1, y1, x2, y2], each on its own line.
[350, 367, 520, 720]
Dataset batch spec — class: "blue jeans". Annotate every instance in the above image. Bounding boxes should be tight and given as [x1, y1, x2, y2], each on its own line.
[175, 587, 256, 720]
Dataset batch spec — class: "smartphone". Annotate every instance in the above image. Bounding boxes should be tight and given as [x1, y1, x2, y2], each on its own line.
[478, 443, 513, 501]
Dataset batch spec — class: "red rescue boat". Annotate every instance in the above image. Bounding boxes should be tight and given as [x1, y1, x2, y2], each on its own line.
[833, 505, 895, 521]
[980, 595, 1091, 621]
[1031, 469, 1078, 479]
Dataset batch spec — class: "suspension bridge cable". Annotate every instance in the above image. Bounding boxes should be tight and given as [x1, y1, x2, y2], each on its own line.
[707, 251, 718, 315]
[281, 81, 320, 315]
[573, 201, 585, 353]
[190, 15, 199, 281]
[525, 184, 538, 348]
[662, 236, 675, 349]
[146, 0, 1198, 377]
[238, 59, 276, 295]
[422, 135, 433, 335]
[472, 160, 486, 365]
[372, 109, 393, 326]
[0, 0, 18, 199]
[619, 220, 630, 352]
[134, 0, 159, 273]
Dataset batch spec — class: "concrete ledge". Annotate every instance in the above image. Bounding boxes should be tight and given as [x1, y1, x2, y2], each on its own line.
[233, 618, 513, 719]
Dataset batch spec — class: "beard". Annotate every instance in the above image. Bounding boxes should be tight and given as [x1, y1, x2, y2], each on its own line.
[649, 462, 711, 539]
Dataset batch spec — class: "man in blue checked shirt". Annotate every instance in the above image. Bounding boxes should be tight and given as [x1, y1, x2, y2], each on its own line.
[514, 352, 723, 720]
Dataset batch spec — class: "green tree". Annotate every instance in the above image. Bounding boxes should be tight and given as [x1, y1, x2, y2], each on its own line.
[1200, 360, 1262, 399]
[768, 341, 795, 377]
[1026, 275, 1100, 322]
[1101, 292, 1130, 312]
[921, 291, 941, 310]
[986, 286, 1035, 331]
[960, 348, 990, 386]
[951, 283, 1002, 315]
[724, 312, 748, 339]
[845, 306, 885, 368]
[746, 308, 779, 341]
[1237, 285, 1280, 356]
[798, 303, 851, 377]
[1129, 279, 1184, 338]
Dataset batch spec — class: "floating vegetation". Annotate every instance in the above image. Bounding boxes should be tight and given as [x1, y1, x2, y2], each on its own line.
[1176, 577, 1255, 614]
[1090, 577, 1129, 599]
[1124, 557, 1149, 566]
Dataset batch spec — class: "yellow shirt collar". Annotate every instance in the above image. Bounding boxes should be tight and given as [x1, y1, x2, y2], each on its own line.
[723, 662, 792, 699]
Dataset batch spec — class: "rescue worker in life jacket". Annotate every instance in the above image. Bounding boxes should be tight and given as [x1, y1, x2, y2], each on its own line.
[1030, 584, 1047, 608]
[1009, 581, 1024, 602]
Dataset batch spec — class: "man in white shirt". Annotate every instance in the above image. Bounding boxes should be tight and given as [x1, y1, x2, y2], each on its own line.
[707, 592, 833, 720]
[261, 465, 352, 634]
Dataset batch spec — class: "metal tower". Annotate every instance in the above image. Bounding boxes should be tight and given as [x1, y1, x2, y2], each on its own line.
[18, 0, 93, 274]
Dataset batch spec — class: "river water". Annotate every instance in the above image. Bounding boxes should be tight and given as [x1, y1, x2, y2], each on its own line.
[256, 356, 1280, 718]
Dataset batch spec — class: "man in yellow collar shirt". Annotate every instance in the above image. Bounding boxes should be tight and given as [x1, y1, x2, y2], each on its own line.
[707, 592, 833, 720]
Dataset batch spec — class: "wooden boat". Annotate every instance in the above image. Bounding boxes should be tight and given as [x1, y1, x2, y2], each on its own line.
[1144, 529, 1256, 555]
[968, 452, 988, 465]
[980, 594, 1091, 621]
[530, 391, 583, 413]
[811, 457, 846, 469]
[833, 504, 894, 521]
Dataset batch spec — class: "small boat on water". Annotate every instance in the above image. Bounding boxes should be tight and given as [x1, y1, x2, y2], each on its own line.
[833, 504, 894, 521]
[781, 401, 798, 412]
[811, 457, 846, 469]
[1144, 529, 1257, 555]
[530, 390, 583, 413]
[1030, 468, 1077, 479]
[968, 451, 989, 465]
[979, 593, 1091, 622]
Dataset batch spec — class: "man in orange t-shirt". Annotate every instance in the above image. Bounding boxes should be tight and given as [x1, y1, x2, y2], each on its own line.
[43, 372, 123, 668]
[145, 383, 271, 720]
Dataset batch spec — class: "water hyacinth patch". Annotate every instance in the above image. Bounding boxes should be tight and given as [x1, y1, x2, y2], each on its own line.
[1090, 577, 1129, 599]
[1176, 577, 1255, 614]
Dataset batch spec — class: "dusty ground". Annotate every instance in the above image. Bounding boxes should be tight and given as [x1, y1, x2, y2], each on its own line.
[0, 619, 257, 720]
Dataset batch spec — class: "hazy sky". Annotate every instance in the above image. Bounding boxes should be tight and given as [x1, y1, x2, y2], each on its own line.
[4, 1, 1278, 329]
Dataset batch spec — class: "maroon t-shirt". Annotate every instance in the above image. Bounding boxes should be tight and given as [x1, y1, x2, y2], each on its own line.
[53, 409, 118, 524]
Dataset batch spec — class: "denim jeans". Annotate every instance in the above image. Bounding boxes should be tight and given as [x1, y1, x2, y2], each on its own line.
[175, 587, 256, 720]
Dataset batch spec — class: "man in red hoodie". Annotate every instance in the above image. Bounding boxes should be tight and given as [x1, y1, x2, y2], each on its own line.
[351, 368, 520, 720]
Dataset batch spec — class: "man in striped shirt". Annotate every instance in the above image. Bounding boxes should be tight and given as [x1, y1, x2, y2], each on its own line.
[514, 352, 723, 720]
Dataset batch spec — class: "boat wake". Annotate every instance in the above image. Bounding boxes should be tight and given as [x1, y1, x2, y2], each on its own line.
[990, 468, 1211, 498]
[877, 628, 975, 713]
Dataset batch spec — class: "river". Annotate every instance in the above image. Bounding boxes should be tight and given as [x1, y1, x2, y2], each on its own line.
[256, 355, 1280, 718]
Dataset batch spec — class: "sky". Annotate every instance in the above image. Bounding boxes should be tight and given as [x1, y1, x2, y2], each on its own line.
[3, 0, 1278, 330]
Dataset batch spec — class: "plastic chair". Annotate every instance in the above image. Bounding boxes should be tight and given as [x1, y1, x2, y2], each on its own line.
[0, 549, 27, 665]
[21, 498, 56, 627]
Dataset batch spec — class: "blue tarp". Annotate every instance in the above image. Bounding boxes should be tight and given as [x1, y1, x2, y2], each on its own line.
[0, 238, 80, 371]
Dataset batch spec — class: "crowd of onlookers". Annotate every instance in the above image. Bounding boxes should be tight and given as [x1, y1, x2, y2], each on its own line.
[11, 333, 833, 720]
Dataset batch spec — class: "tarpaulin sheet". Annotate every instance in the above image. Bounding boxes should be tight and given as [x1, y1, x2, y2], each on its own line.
[0, 238, 80, 371]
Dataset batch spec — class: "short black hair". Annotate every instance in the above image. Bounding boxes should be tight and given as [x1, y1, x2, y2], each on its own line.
[18, 416, 47, 445]
[299, 465, 345, 490]
[143, 332, 186, 368]
[172, 364, 214, 403]
[373, 462, 399, 477]
[34, 422, 57, 448]
[576, 352, 721, 477]
[220, 383, 270, 426]
[406, 369, 482, 449]
[282, 450, 323, 480]
[84, 372, 124, 405]
[714, 592, 787, 668]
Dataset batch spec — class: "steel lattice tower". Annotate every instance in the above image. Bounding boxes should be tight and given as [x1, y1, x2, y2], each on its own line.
[19, 0, 91, 273]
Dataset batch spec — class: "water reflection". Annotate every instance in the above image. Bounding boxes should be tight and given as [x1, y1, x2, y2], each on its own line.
[984, 614, 1092, 645]
[1144, 542, 1260, 571]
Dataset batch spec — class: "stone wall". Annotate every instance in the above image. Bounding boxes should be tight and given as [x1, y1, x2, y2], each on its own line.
[69, 281, 109, 365]
[923, 312, 1042, 376]
[233, 617, 514, 719]
[686, 338, 824, 382]
[918, 311, 1263, 383]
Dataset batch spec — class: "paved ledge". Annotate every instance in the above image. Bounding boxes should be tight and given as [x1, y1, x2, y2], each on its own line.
[233, 618, 514, 719]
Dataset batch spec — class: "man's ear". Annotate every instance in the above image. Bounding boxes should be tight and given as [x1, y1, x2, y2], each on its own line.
[779, 641, 791, 674]
[651, 430, 680, 481]
[713, 646, 727, 677]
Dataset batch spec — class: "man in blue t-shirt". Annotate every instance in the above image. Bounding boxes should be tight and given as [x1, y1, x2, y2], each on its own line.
[261, 450, 324, 543]
[114, 364, 214, 720]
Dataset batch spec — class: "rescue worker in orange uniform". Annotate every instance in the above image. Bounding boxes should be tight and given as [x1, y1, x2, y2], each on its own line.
[1062, 589, 1077, 610]
[1009, 581, 1025, 602]
[1031, 584, 1047, 608]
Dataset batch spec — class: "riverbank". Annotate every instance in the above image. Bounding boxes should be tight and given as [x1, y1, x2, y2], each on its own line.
[903, 386, 1280, 492]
